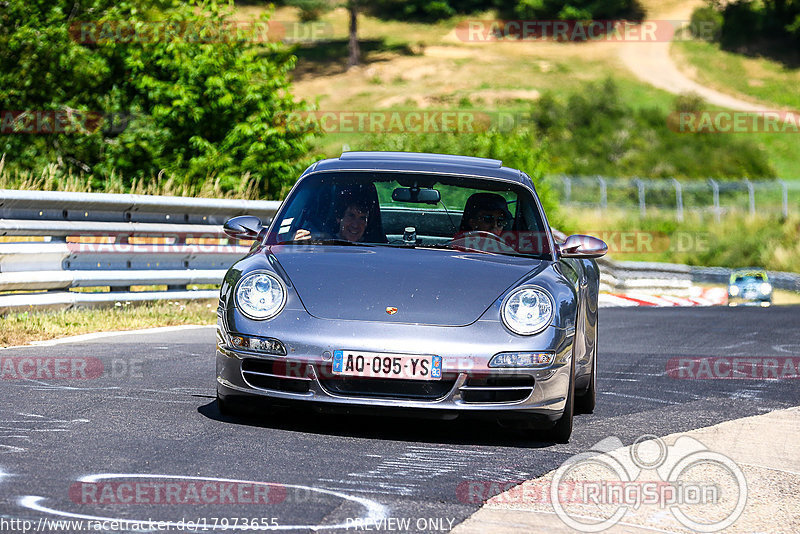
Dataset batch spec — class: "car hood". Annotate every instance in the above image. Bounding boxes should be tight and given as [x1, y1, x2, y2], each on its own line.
[269, 245, 545, 326]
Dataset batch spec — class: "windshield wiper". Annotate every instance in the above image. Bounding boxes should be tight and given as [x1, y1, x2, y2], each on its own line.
[416, 243, 550, 259]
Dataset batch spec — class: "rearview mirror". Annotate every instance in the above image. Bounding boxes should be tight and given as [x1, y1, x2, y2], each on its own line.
[558, 234, 608, 258]
[223, 215, 263, 240]
[392, 187, 441, 204]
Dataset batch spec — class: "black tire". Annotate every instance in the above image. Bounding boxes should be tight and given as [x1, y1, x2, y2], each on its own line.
[548, 355, 575, 444]
[575, 322, 597, 415]
[216, 391, 235, 416]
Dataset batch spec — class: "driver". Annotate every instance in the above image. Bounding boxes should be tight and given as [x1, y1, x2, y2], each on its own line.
[459, 192, 512, 237]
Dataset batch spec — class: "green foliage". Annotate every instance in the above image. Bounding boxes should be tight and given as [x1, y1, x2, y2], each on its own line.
[0, 0, 316, 199]
[713, 0, 800, 62]
[361, 129, 563, 227]
[497, 0, 644, 21]
[563, 211, 800, 273]
[363, 0, 491, 22]
[528, 79, 775, 179]
[689, 6, 723, 42]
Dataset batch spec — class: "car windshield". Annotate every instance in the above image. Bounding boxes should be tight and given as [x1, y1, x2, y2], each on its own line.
[266, 171, 552, 257]
[734, 273, 766, 283]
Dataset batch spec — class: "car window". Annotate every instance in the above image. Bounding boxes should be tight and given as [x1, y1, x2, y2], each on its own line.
[268, 171, 551, 257]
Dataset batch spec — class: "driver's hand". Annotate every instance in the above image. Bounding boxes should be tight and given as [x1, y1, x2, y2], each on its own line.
[293, 229, 312, 240]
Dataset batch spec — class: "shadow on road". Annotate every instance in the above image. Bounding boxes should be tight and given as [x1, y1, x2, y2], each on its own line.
[197, 399, 563, 449]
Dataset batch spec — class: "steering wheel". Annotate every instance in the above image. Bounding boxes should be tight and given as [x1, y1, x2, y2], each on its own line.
[448, 231, 517, 254]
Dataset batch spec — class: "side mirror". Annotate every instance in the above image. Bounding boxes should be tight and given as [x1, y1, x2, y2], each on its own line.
[559, 234, 608, 258]
[223, 215, 264, 240]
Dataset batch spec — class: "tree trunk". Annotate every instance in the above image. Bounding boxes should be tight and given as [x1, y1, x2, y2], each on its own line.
[347, 2, 360, 69]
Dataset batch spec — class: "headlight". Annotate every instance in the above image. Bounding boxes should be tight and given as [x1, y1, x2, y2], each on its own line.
[759, 283, 772, 294]
[234, 272, 286, 320]
[501, 287, 553, 335]
[728, 285, 740, 296]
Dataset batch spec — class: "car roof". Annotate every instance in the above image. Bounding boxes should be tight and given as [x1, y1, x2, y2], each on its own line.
[305, 151, 532, 186]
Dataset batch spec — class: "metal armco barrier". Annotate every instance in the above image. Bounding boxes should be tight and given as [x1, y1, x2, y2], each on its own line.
[1, 191, 798, 314]
[0, 190, 280, 313]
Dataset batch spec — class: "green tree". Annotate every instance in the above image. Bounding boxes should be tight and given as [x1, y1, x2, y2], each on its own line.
[0, 0, 316, 198]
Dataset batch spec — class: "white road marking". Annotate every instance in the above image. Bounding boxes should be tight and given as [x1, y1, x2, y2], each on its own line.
[20, 473, 386, 532]
[600, 391, 675, 404]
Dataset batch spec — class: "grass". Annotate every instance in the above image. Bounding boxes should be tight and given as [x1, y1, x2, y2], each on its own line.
[0, 300, 217, 347]
[0, 155, 263, 198]
[561, 208, 800, 273]
[247, 5, 800, 182]
[671, 39, 800, 179]
[672, 39, 800, 110]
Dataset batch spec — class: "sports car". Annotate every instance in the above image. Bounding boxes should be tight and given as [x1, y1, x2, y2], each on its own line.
[216, 151, 607, 442]
[728, 268, 772, 307]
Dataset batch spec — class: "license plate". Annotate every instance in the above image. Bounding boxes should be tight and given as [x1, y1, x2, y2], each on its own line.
[332, 351, 442, 380]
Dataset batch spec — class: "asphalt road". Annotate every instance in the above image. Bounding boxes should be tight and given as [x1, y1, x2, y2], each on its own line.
[0, 306, 798, 533]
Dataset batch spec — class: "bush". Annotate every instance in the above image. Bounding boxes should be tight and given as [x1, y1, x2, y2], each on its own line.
[0, 0, 317, 199]
[689, 6, 723, 42]
[498, 0, 644, 21]
[528, 79, 775, 180]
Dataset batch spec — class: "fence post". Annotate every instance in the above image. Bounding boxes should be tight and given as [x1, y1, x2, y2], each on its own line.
[672, 178, 684, 222]
[597, 176, 607, 211]
[563, 176, 572, 203]
[634, 178, 646, 217]
[708, 178, 720, 223]
[744, 179, 755, 216]
[779, 180, 788, 218]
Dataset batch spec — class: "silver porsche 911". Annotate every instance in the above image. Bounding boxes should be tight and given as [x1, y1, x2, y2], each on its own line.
[216, 151, 606, 442]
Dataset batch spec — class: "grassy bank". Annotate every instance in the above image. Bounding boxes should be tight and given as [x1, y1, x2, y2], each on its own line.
[562, 209, 800, 273]
[0, 300, 216, 347]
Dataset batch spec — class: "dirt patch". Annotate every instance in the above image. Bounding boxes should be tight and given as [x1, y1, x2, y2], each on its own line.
[469, 89, 541, 105]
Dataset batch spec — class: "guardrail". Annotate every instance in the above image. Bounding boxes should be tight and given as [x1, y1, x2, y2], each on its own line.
[0, 190, 280, 313]
[1, 191, 797, 314]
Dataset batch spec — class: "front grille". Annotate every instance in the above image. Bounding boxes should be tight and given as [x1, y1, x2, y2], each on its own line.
[241, 359, 311, 394]
[318, 364, 457, 400]
[460, 374, 535, 404]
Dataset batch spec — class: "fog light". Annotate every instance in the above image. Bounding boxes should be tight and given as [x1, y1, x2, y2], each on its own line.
[229, 334, 286, 356]
[489, 351, 555, 368]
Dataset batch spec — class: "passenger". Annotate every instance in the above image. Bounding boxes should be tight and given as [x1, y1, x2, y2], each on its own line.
[459, 192, 512, 237]
[293, 186, 383, 243]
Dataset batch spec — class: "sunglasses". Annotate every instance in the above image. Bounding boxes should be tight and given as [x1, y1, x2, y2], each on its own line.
[475, 214, 509, 226]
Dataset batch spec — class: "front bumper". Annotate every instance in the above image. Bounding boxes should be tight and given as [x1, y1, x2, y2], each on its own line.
[216, 309, 575, 422]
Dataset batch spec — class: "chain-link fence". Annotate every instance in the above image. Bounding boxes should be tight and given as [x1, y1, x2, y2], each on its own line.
[548, 176, 800, 221]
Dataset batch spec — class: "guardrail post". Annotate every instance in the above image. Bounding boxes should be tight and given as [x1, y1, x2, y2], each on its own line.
[634, 179, 646, 217]
[708, 178, 720, 223]
[672, 178, 684, 222]
[779, 180, 788, 218]
[744, 178, 755, 216]
[597, 176, 607, 211]
[563, 176, 572, 203]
